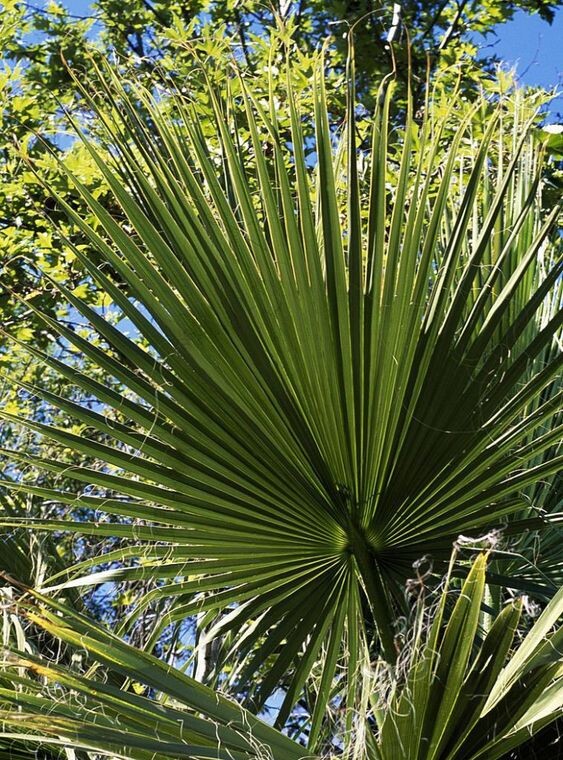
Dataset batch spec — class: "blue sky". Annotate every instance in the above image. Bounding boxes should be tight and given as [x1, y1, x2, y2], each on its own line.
[476, 9, 563, 118]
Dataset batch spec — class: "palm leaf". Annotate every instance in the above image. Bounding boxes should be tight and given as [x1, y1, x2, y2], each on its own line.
[0, 587, 307, 760]
[0, 47, 561, 738]
[0, 554, 560, 759]
[374, 551, 563, 760]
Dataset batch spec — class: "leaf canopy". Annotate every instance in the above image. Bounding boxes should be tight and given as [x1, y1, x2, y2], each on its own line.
[0, 46, 561, 743]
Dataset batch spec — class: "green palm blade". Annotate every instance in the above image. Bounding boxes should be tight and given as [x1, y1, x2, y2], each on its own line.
[374, 552, 563, 760]
[0, 588, 308, 760]
[0, 43, 561, 741]
[1, 554, 560, 759]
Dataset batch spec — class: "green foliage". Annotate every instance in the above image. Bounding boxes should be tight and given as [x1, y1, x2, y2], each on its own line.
[0, 44, 561, 753]
[372, 553, 563, 759]
[0, 553, 561, 759]
[0, 4, 562, 757]
[1, 0, 561, 434]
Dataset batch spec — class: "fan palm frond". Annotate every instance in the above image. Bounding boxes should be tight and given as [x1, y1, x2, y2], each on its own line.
[0, 47, 561, 738]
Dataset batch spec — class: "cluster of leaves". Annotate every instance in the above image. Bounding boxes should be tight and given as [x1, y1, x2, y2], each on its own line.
[1, 0, 561, 427]
[0, 3, 561, 757]
[0, 28, 560, 755]
[0, 552, 561, 759]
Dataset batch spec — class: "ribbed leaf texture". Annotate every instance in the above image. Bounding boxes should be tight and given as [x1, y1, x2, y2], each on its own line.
[0, 46, 561, 748]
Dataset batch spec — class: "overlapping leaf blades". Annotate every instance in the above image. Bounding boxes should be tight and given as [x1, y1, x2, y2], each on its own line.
[1, 554, 561, 759]
[0, 590, 308, 760]
[0, 49, 561, 739]
[371, 553, 563, 760]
